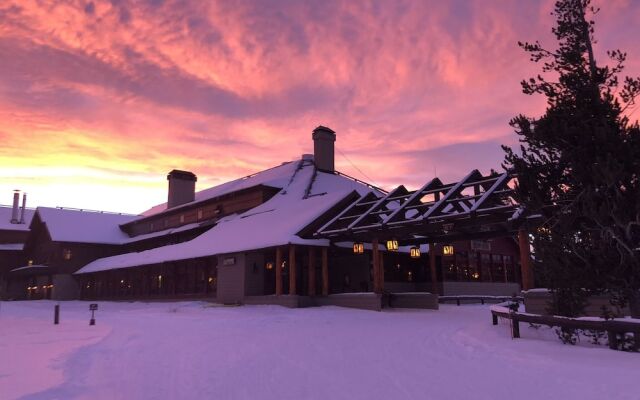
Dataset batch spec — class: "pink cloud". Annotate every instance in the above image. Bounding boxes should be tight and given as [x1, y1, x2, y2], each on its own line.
[0, 0, 638, 213]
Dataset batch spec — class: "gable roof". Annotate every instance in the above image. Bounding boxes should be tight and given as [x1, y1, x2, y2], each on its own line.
[140, 161, 303, 217]
[34, 207, 138, 245]
[0, 205, 35, 232]
[76, 159, 381, 274]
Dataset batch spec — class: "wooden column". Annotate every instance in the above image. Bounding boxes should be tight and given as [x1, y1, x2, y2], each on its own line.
[372, 238, 381, 293]
[379, 250, 385, 293]
[429, 243, 439, 295]
[308, 247, 316, 296]
[275, 246, 283, 295]
[321, 247, 329, 296]
[289, 245, 297, 295]
[518, 228, 533, 290]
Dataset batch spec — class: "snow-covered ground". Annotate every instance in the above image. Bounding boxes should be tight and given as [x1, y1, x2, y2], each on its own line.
[0, 301, 637, 400]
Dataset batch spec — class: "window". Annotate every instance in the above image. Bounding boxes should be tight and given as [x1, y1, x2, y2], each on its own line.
[197, 209, 204, 220]
[62, 249, 72, 260]
[150, 222, 154, 231]
[179, 214, 185, 224]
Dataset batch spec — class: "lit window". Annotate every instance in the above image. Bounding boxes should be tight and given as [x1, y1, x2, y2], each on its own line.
[28, 260, 33, 266]
[63, 249, 72, 260]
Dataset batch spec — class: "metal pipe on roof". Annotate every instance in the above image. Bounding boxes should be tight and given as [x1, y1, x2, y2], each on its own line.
[10, 190, 20, 223]
[19, 192, 27, 224]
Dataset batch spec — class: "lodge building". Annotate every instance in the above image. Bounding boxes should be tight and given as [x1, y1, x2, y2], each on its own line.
[1, 127, 529, 310]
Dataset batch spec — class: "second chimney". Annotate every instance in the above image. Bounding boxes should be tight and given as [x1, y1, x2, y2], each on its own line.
[19, 192, 27, 224]
[167, 170, 197, 209]
[312, 125, 336, 172]
[10, 190, 20, 224]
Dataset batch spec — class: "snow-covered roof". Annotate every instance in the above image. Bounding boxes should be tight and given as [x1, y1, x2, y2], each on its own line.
[0, 205, 35, 232]
[77, 159, 380, 274]
[10, 264, 48, 272]
[141, 161, 303, 217]
[0, 243, 24, 251]
[35, 207, 138, 245]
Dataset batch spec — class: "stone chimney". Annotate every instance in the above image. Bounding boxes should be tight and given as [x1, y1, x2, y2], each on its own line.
[10, 190, 20, 224]
[167, 170, 197, 209]
[312, 125, 336, 172]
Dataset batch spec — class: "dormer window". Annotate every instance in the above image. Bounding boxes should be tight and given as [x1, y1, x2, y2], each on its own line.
[63, 249, 72, 260]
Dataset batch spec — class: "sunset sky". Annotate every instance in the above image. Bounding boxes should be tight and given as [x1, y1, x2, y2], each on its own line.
[1, 0, 639, 214]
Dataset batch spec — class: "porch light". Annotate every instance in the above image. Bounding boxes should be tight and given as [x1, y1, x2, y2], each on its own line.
[265, 262, 274, 270]
[410, 246, 421, 258]
[386, 239, 399, 251]
[443, 245, 455, 256]
[353, 242, 364, 254]
[28, 260, 33, 266]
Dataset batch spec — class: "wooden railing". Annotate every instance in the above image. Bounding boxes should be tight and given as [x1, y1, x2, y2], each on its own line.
[491, 305, 640, 351]
[439, 295, 524, 306]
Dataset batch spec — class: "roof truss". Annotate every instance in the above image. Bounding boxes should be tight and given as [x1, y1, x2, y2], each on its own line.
[314, 170, 525, 242]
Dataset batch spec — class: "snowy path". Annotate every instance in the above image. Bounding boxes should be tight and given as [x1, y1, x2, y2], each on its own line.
[0, 301, 638, 400]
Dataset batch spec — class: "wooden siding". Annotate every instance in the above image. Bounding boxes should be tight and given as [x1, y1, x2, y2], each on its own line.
[123, 186, 280, 237]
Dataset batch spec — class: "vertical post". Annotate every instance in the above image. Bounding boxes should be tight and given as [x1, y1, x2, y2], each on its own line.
[289, 245, 297, 295]
[379, 252, 385, 293]
[372, 238, 380, 293]
[608, 330, 618, 350]
[275, 247, 283, 295]
[518, 228, 533, 290]
[321, 247, 329, 296]
[492, 313, 498, 325]
[512, 317, 520, 338]
[54, 304, 60, 325]
[308, 247, 316, 296]
[429, 243, 439, 295]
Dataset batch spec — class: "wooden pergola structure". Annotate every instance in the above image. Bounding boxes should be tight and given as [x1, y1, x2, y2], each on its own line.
[314, 169, 540, 294]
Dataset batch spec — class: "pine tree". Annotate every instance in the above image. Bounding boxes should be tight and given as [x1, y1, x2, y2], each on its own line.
[503, 0, 640, 318]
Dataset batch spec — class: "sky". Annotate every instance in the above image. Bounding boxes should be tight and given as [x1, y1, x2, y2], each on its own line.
[1, 0, 639, 214]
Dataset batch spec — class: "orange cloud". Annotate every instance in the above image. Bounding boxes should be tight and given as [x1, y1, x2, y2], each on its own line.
[0, 0, 638, 212]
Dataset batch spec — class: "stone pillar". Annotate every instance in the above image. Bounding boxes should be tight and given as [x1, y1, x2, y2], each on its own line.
[308, 247, 316, 296]
[429, 243, 439, 295]
[321, 247, 329, 296]
[275, 246, 283, 295]
[289, 245, 297, 295]
[518, 228, 533, 290]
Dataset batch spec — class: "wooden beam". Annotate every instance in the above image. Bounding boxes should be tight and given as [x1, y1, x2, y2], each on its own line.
[289, 244, 297, 295]
[372, 238, 380, 293]
[429, 243, 439, 295]
[275, 246, 283, 295]
[518, 228, 533, 290]
[321, 247, 329, 296]
[308, 247, 316, 296]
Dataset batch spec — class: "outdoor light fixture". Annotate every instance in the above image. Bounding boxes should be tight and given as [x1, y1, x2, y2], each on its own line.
[410, 246, 421, 258]
[386, 239, 399, 251]
[443, 245, 455, 256]
[353, 242, 364, 254]
[266, 262, 274, 270]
